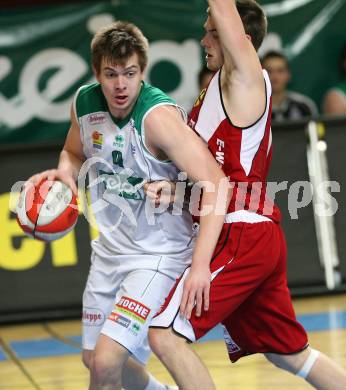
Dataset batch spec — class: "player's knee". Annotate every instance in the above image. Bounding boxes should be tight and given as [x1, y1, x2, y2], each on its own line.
[90, 351, 122, 384]
[148, 328, 167, 356]
[265, 352, 295, 372]
[148, 327, 179, 359]
[82, 350, 93, 369]
[265, 348, 318, 376]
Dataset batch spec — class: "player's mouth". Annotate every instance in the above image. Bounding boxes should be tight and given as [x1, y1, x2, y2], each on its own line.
[114, 95, 128, 105]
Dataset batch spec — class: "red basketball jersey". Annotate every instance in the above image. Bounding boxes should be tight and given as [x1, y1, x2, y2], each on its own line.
[188, 69, 281, 223]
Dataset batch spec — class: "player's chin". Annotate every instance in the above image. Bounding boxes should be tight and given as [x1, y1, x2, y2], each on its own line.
[206, 60, 218, 72]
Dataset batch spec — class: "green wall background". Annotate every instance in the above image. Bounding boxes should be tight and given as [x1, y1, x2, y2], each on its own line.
[0, 0, 345, 144]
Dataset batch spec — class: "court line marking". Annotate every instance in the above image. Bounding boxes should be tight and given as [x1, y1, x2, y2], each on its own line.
[0, 336, 42, 389]
[42, 323, 81, 349]
[1, 309, 346, 360]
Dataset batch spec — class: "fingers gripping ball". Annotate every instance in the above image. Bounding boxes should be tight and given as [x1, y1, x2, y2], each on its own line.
[16, 179, 78, 241]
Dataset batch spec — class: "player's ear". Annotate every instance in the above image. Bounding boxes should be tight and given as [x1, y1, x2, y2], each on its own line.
[245, 34, 252, 43]
[93, 66, 101, 82]
[141, 65, 147, 81]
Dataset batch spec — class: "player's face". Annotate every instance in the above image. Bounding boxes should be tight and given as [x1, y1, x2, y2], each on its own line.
[201, 16, 224, 71]
[262, 57, 290, 94]
[95, 53, 144, 119]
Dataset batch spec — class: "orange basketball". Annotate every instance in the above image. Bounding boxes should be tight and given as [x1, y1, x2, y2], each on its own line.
[16, 179, 78, 241]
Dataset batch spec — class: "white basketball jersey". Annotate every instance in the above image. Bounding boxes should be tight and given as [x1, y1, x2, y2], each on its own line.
[75, 82, 194, 257]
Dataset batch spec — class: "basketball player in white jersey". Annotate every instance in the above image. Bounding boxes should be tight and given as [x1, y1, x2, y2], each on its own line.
[26, 21, 228, 390]
[147, 1, 346, 389]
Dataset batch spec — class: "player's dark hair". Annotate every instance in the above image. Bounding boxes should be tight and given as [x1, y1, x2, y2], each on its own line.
[236, 0, 267, 51]
[91, 21, 149, 74]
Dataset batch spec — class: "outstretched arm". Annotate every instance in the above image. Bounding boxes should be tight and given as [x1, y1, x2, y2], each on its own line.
[145, 105, 230, 318]
[208, 0, 262, 83]
[207, 0, 266, 125]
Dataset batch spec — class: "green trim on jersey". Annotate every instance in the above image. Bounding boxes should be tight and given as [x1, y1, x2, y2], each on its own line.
[75, 83, 108, 117]
[110, 111, 132, 129]
[75, 81, 176, 134]
[131, 82, 175, 136]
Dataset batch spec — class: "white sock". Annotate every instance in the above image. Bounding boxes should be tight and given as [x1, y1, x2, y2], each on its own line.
[144, 374, 167, 390]
[296, 349, 320, 379]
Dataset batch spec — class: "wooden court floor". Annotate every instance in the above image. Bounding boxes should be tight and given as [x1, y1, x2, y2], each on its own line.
[1, 294, 346, 389]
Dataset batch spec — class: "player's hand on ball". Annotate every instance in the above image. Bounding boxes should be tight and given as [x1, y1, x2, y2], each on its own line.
[144, 181, 176, 207]
[25, 169, 78, 196]
[180, 265, 211, 319]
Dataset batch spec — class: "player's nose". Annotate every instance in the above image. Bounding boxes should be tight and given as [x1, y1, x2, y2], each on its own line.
[114, 75, 127, 90]
[201, 34, 208, 48]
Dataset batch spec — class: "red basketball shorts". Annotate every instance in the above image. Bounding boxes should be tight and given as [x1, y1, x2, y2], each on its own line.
[151, 221, 308, 362]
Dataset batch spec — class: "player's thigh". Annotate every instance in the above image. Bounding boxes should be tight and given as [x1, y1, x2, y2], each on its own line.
[114, 268, 176, 326]
[191, 222, 281, 336]
[100, 268, 176, 364]
[82, 252, 125, 351]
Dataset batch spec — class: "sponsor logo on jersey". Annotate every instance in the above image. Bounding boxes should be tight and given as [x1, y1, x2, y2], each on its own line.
[92, 131, 103, 149]
[113, 135, 125, 149]
[88, 113, 106, 124]
[82, 308, 105, 326]
[108, 312, 131, 328]
[98, 169, 144, 200]
[129, 322, 141, 336]
[116, 296, 151, 323]
[215, 138, 225, 165]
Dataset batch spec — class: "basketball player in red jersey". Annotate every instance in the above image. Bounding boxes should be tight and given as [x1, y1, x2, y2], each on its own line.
[147, 1, 346, 389]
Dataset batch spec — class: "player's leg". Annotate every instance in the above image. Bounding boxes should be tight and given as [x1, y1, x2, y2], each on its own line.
[89, 334, 130, 389]
[102, 267, 179, 390]
[82, 253, 131, 389]
[265, 348, 346, 389]
[149, 327, 215, 390]
[150, 223, 274, 388]
[223, 223, 346, 388]
[89, 335, 179, 390]
[84, 333, 180, 389]
[262, 225, 346, 388]
[82, 252, 178, 389]
[84, 348, 176, 390]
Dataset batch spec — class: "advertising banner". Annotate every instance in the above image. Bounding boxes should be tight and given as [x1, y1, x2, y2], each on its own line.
[4, 123, 346, 322]
[1, 0, 345, 144]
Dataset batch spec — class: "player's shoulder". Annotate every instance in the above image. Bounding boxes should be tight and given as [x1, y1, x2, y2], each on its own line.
[137, 82, 175, 107]
[133, 82, 177, 129]
[75, 83, 107, 118]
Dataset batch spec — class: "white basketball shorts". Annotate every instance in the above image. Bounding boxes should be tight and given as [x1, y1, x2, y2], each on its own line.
[82, 247, 191, 364]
